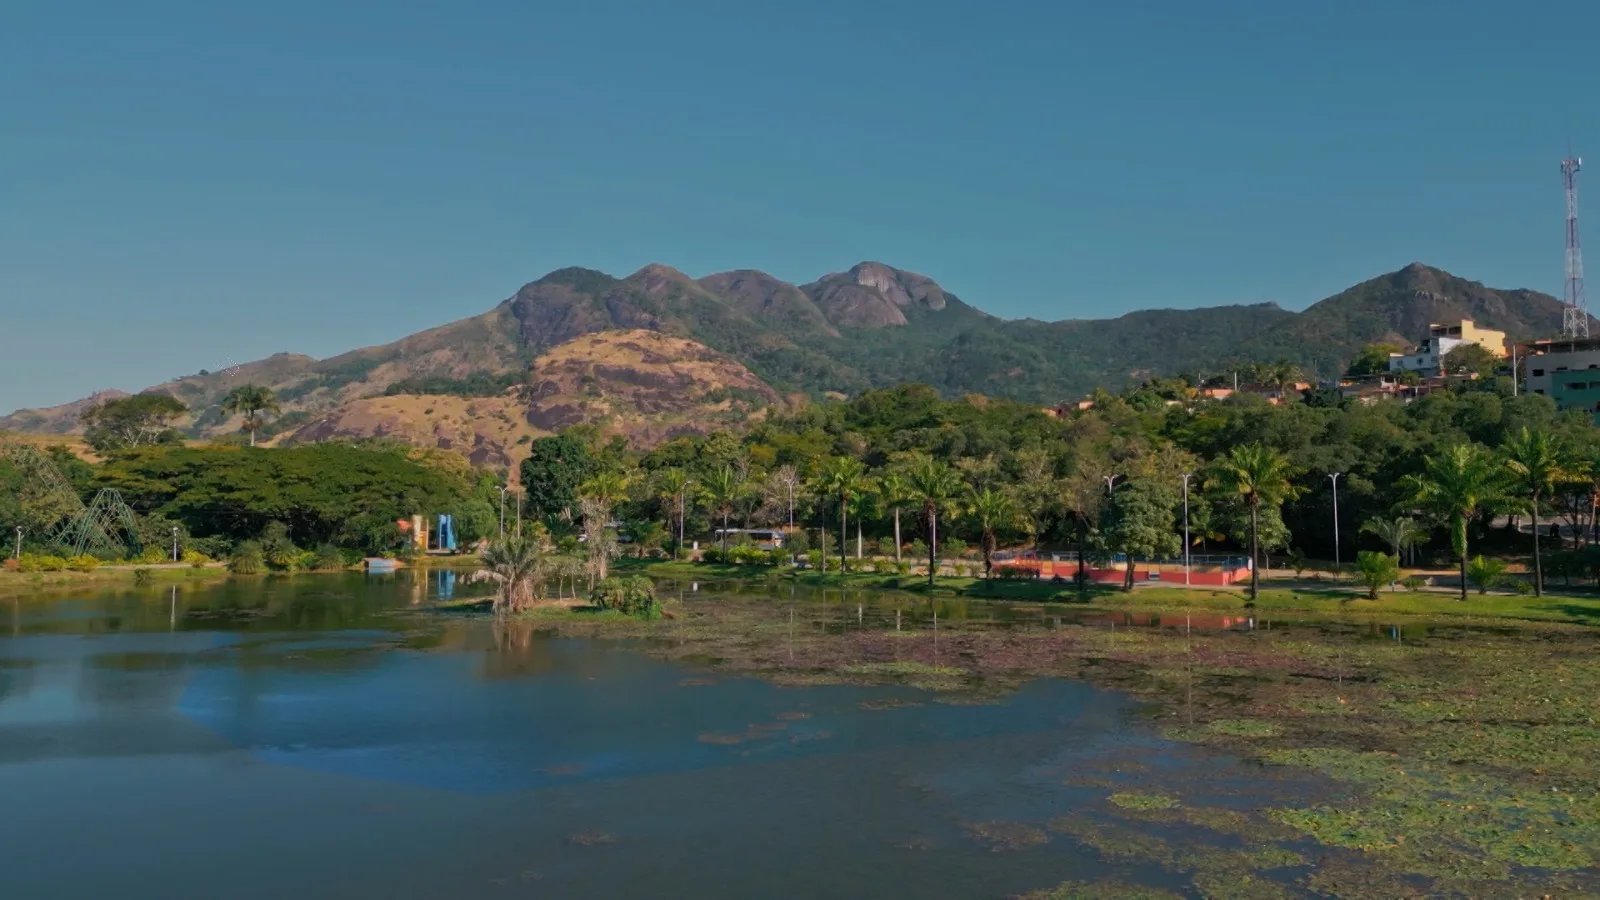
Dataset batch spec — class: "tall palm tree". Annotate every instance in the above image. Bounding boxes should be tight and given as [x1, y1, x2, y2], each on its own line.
[1360, 515, 1422, 566]
[1503, 427, 1569, 597]
[877, 472, 914, 566]
[818, 457, 868, 566]
[654, 468, 693, 559]
[1212, 443, 1300, 601]
[967, 486, 1019, 578]
[220, 385, 280, 447]
[474, 531, 552, 614]
[1404, 443, 1507, 602]
[700, 466, 744, 554]
[907, 455, 961, 586]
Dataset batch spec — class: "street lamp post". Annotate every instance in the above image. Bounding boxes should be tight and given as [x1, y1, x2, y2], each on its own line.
[1181, 473, 1193, 587]
[498, 486, 508, 536]
[1329, 472, 1343, 576]
[171, 526, 179, 562]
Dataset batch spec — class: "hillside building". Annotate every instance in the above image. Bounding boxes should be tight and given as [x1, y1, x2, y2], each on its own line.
[1517, 337, 1600, 422]
[1388, 320, 1507, 378]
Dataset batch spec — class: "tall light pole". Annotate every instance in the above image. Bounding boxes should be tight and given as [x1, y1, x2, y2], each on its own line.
[498, 486, 508, 537]
[1181, 473, 1193, 587]
[1329, 472, 1343, 576]
[171, 526, 179, 562]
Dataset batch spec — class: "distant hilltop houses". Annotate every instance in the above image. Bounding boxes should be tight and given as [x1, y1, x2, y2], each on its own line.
[1058, 318, 1600, 424]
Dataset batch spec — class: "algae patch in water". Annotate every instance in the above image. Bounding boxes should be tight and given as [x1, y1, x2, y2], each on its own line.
[1107, 791, 1181, 811]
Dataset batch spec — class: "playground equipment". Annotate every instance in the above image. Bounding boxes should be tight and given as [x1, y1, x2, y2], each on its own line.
[1, 440, 143, 557]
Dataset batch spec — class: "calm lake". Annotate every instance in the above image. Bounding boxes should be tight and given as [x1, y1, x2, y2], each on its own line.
[0, 573, 1335, 899]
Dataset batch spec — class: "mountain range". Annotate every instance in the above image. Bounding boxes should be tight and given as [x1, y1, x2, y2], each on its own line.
[1, 260, 1583, 465]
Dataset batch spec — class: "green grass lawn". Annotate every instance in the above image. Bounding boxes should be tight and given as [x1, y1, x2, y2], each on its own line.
[612, 557, 1600, 626]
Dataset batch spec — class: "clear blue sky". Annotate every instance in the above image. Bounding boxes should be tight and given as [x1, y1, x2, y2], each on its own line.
[4, 0, 1598, 412]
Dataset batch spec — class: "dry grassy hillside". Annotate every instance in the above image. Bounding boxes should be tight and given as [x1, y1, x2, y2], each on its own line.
[282, 330, 781, 466]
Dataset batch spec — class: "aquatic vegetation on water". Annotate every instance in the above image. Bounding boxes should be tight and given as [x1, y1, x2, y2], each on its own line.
[961, 820, 1049, 852]
[1016, 880, 1183, 900]
[509, 592, 1600, 894]
[1108, 791, 1180, 810]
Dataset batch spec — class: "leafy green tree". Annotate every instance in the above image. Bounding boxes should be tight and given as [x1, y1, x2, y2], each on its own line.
[1099, 476, 1182, 591]
[1405, 443, 1507, 602]
[906, 454, 961, 586]
[1502, 427, 1569, 596]
[1211, 443, 1301, 601]
[967, 487, 1020, 578]
[1354, 550, 1399, 599]
[1439, 343, 1502, 380]
[81, 394, 187, 451]
[1346, 342, 1404, 377]
[220, 385, 281, 447]
[519, 435, 595, 526]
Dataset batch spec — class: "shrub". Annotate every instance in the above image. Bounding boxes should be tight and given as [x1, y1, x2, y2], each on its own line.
[591, 576, 661, 619]
[896, 560, 911, 576]
[943, 537, 968, 558]
[767, 548, 790, 567]
[65, 555, 100, 572]
[785, 530, 810, 555]
[135, 547, 169, 564]
[1510, 578, 1534, 596]
[133, 568, 153, 584]
[1401, 575, 1425, 592]
[229, 541, 265, 575]
[1, 558, 16, 571]
[17, 553, 67, 573]
[805, 549, 822, 570]
[909, 539, 928, 562]
[1466, 555, 1508, 594]
[1354, 551, 1399, 600]
[701, 547, 725, 564]
[182, 550, 210, 568]
[311, 545, 346, 571]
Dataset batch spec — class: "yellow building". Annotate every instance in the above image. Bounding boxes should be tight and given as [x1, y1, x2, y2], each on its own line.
[1427, 320, 1507, 357]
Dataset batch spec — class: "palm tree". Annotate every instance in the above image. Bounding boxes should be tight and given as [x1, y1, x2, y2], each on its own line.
[967, 487, 1019, 578]
[700, 466, 744, 554]
[1404, 443, 1507, 602]
[1212, 443, 1300, 602]
[220, 385, 281, 447]
[579, 470, 633, 510]
[1360, 516, 1422, 566]
[654, 468, 693, 559]
[474, 532, 552, 614]
[906, 455, 961, 586]
[1503, 427, 1569, 597]
[877, 472, 914, 566]
[818, 457, 868, 565]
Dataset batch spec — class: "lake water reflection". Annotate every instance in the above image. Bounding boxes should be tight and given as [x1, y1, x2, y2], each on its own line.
[0, 574, 1320, 899]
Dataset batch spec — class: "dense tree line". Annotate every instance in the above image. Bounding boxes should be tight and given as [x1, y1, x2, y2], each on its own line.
[519, 379, 1600, 599]
[2, 440, 498, 563]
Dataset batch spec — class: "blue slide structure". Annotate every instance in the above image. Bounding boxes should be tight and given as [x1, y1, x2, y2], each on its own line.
[436, 514, 457, 551]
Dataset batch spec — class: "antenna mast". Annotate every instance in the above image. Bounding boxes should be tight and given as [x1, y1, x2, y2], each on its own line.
[1563, 155, 1589, 339]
